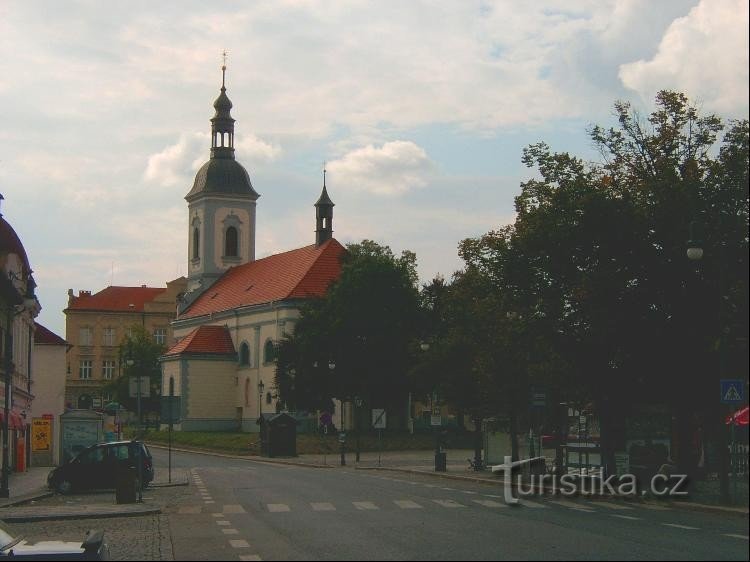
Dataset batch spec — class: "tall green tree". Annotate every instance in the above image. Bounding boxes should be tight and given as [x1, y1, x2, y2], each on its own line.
[105, 325, 165, 418]
[276, 240, 421, 420]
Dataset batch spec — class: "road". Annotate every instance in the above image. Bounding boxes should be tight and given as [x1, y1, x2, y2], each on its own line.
[153, 448, 749, 561]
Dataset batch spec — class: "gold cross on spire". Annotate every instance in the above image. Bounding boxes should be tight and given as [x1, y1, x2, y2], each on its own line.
[221, 50, 229, 88]
[323, 161, 327, 186]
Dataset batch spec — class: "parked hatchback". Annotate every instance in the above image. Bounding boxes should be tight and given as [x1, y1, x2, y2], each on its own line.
[47, 440, 153, 494]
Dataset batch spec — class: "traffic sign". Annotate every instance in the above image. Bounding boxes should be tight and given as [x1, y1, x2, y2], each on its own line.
[430, 415, 442, 427]
[129, 376, 150, 398]
[720, 380, 745, 404]
[372, 408, 386, 429]
[160, 396, 181, 423]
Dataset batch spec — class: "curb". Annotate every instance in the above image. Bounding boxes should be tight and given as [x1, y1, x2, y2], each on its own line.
[0, 506, 161, 523]
[0, 490, 54, 509]
[146, 443, 335, 469]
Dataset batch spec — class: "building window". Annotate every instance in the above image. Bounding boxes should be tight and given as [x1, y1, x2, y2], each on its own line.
[79, 327, 93, 347]
[192, 227, 200, 259]
[80, 360, 93, 380]
[102, 360, 116, 380]
[102, 392, 112, 403]
[239, 342, 250, 366]
[103, 327, 116, 346]
[263, 339, 276, 364]
[225, 226, 239, 257]
[154, 328, 167, 346]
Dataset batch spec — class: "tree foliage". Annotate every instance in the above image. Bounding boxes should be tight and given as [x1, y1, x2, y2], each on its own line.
[276, 240, 421, 413]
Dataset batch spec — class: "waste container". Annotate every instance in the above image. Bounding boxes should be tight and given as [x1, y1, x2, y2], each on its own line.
[115, 466, 137, 504]
[435, 452, 447, 472]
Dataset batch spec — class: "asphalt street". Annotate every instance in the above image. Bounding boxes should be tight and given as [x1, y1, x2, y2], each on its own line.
[153, 448, 749, 561]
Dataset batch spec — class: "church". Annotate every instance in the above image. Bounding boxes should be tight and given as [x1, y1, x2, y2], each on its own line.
[160, 65, 345, 432]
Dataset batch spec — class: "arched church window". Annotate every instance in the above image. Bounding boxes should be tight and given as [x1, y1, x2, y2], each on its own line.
[239, 342, 250, 366]
[192, 228, 200, 259]
[225, 226, 238, 257]
[263, 339, 276, 364]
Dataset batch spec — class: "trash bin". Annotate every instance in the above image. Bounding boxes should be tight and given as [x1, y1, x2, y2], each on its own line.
[115, 466, 137, 504]
[435, 452, 447, 472]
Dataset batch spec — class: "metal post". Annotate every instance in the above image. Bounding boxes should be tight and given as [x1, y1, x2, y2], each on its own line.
[136, 371, 143, 503]
[1, 318, 11, 498]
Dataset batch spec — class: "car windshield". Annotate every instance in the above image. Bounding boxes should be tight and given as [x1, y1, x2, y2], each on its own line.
[0, 526, 20, 551]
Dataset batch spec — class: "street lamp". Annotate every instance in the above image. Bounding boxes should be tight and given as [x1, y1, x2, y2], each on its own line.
[686, 221, 704, 261]
[258, 379, 265, 418]
[354, 396, 363, 462]
[125, 353, 143, 503]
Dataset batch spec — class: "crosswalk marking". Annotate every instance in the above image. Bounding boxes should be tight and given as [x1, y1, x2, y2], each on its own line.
[433, 499, 466, 508]
[518, 499, 547, 509]
[353, 501, 379, 510]
[239, 556, 262, 561]
[216, 520, 231, 526]
[472, 499, 507, 508]
[211, 513, 223, 517]
[394, 500, 422, 509]
[311, 502, 336, 511]
[547, 499, 595, 513]
[267, 504, 291, 512]
[223, 504, 246, 514]
[230, 540, 250, 548]
[596, 501, 634, 511]
[662, 523, 699, 530]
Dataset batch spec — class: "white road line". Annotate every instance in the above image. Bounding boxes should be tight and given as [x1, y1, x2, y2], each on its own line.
[394, 500, 422, 509]
[724, 534, 749, 540]
[216, 520, 231, 526]
[353, 501, 379, 510]
[472, 499, 507, 508]
[239, 556, 262, 561]
[222, 529, 240, 535]
[433, 499, 466, 508]
[463, 491, 478, 495]
[230, 539, 250, 548]
[637, 503, 671, 511]
[211, 513, 224, 518]
[223, 504, 246, 514]
[547, 499, 594, 511]
[662, 523, 699, 530]
[611, 514, 641, 521]
[596, 501, 634, 511]
[311, 502, 336, 511]
[267, 504, 290, 512]
[440, 487, 455, 491]
[518, 499, 548, 509]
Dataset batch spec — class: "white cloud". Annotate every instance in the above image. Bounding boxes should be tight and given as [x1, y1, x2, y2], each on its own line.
[144, 133, 280, 187]
[619, 0, 749, 115]
[327, 141, 434, 196]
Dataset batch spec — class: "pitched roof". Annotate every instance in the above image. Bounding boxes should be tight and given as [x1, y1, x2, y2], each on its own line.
[163, 325, 235, 357]
[66, 285, 166, 313]
[34, 322, 68, 346]
[182, 238, 345, 319]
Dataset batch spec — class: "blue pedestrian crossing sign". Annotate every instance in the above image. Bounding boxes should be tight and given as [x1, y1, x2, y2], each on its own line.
[720, 380, 745, 404]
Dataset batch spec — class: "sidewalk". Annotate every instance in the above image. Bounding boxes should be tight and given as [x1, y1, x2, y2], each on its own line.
[0, 466, 53, 507]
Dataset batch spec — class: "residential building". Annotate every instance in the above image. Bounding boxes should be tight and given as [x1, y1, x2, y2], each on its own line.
[161, 66, 345, 432]
[0, 196, 41, 486]
[64, 277, 187, 410]
[30, 322, 68, 466]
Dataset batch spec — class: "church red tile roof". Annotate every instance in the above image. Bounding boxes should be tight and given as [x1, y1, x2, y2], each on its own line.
[181, 238, 345, 319]
[34, 322, 68, 346]
[66, 285, 166, 313]
[163, 325, 235, 357]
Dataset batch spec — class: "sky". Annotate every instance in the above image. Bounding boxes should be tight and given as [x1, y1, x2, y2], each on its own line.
[0, 0, 748, 337]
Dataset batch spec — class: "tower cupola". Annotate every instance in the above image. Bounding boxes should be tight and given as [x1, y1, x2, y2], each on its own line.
[210, 59, 235, 160]
[315, 168, 335, 246]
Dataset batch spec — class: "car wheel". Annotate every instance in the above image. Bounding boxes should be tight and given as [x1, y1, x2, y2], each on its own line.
[56, 479, 73, 495]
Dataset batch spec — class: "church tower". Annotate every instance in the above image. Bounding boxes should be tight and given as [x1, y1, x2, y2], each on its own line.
[185, 60, 259, 295]
[314, 168, 334, 246]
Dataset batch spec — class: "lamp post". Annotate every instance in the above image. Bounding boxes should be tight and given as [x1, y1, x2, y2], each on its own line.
[125, 354, 143, 503]
[687, 220, 731, 504]
[258, 379, 265, 418]
[354, 396, 363, 462]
